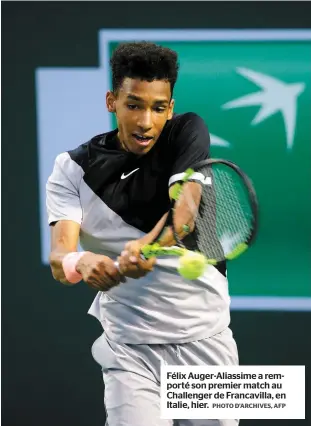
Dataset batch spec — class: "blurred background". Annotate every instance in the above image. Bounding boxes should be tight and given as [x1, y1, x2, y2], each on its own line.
[2, 2, 311, 426]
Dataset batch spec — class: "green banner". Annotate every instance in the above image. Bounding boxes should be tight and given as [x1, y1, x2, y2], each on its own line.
[105, 30, 311, 305]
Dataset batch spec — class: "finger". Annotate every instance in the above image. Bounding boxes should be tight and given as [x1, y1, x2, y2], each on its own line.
[117, 256, 129, 270]
[86, 279, 105, 291]
[124, 242, 133, 252]
[118, 252, 131, 266]
[120, 256, 151, 273]
[98, 276, 118, 291]
[127, 261, 149, 277]
[125, 242, 140, 257]
[104, 264, 123, 284]
[88, 269, 117, 288]
[88, 267, 106, 282]
[117, 263, 143, 279]
[102, 271, 120, 286]
[137, 257, 156, 271]
[121, 250, 138, 264]
[118, 256, 135, 273]
[93, 262, 120, 284]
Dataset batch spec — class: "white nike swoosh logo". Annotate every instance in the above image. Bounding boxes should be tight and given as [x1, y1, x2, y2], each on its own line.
[121, 168, 139, 179]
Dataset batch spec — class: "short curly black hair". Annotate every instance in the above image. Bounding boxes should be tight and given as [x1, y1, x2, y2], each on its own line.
[110, 41, 179, 96]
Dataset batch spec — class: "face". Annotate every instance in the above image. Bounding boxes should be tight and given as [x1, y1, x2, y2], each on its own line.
[106, 78, 174, 155]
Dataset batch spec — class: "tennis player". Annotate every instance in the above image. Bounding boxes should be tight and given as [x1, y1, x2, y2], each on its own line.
[47, 41, 239, 426]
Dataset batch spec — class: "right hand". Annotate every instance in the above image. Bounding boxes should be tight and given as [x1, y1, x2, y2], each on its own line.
[117, 240, 156, 279]
[75, 252, 125, 291]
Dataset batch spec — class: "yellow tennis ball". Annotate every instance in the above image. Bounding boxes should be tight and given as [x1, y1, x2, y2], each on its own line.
[178, 252, 206, 280]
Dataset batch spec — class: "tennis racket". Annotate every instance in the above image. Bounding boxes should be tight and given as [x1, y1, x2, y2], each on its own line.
[139, 158, 259, 269]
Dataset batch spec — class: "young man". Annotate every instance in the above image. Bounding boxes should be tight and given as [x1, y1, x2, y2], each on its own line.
[47, 42, 239, 426]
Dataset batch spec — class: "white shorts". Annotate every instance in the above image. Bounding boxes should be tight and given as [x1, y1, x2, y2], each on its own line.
[91, 327, 239, 426]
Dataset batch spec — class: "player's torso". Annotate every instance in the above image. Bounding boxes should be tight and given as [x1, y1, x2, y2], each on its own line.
[70, 129, 172, 256]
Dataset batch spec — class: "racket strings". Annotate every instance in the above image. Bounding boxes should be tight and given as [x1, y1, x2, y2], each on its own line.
[183, 165, 225, 260]
[214, 167, 253, 250]
[195, 181, 225, 259]
[181, 164, 254, 261]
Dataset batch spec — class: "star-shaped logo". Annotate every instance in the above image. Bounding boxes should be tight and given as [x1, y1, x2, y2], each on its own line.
[222, 67, 305, 150]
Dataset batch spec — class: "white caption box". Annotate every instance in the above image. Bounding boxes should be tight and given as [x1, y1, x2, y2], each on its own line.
[160, 365, 305, 420]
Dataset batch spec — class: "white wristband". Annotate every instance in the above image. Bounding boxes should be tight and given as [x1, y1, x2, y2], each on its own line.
[62, 252, 85, 283]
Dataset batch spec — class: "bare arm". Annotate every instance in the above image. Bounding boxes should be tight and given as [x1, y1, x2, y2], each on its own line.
[49, 220, 81, 284]
[49, 220, 124, 289]
[138, 181, 202, 247]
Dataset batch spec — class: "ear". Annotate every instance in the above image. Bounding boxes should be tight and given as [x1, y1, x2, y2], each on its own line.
[167, 98, 175, 120]
[106, 91, 116, 113]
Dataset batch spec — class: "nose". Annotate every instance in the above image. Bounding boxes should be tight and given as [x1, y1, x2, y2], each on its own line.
[137, 111, 152, 132]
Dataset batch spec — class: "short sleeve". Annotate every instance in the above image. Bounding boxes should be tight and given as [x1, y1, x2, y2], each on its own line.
[46, 152, 83, 225]
[169, 113, 210, 186]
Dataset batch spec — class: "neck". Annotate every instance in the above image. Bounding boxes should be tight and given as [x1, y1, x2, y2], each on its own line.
[116, 132, 130, 152]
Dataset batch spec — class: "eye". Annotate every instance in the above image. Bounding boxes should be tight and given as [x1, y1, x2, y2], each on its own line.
[154, 107, 166, 113]
[127, 104, 139, 110]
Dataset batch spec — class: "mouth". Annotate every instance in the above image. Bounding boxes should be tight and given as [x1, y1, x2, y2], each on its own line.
[132, 133, 154, 146]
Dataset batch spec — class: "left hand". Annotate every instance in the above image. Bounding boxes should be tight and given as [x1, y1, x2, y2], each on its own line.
[117, 240, 156, 279]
